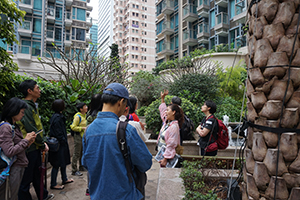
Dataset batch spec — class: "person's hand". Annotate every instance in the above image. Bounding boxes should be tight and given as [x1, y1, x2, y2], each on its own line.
[159, 157, 168, 167]
[82, 127, 86, 130]
[25, 132, 36, 146]
[43, 142, 49, 152]
[160, 89, 169, 99]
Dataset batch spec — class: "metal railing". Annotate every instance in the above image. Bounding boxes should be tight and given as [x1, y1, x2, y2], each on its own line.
[66, 11, 72, 20]
[216, 12, 228, 25]
[162, 20, 174, 30]
[198, 0, 208, 6]
[162, 0, 174, 10]
[20, 0, 32, 5]
[18, 45, 31, 54]
[198, 22, 208, 34]
[19, 21, 31, 30]
[183, 29, 197, 40]
[183, 4, 197, 17]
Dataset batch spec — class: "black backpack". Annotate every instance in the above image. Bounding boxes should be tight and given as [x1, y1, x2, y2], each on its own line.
[180, 115, 195, 143]
[70, 114, 81, 136]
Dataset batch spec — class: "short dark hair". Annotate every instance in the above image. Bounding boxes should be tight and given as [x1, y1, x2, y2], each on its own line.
[52, 99, 65, 113]
[88, 94, 103, 117]
[205, 100, 217, 114]
[19, 80, 37, 97]
[101, 93, 123, 106]
[168, 104, 184, 128]
[76, 102, 86, 112]
[1, 97, 28, 125]
[171, 96, 182, 106]
[129, 96, 137, 114]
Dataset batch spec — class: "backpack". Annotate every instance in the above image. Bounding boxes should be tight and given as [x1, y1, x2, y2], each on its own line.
[180, 115, 195, 140]
[70, 114, 82, 136]
[0, 122, 17, 186]
[209, 116, 229, 150]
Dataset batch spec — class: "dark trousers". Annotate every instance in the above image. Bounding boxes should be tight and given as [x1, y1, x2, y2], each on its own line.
[50, 166, 67, 187]
[18, 149, 49, 200]
[201, 148, 217, 156]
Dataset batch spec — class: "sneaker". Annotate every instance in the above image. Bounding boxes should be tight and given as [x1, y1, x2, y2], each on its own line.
[71, 171, 83, 176]
[44, 194, 54, 200]
[86, 188, 90, 196]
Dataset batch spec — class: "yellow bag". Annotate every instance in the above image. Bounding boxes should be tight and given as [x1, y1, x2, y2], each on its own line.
[175, 144, 184, 155]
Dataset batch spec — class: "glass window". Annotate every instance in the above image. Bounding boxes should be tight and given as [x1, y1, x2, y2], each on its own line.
[210, 10, 215, 28]
[33, 0, 42, 10]
[55, 28, 62, 41]
[72, 28, 85, 41]
[230, 0, 235, 18]
[21, 40, 31, 54]
[32, 41, 41, 56]
[33, 18, 41, 33]
[55, 7, 62, 20]
[77, 8, 86, 21]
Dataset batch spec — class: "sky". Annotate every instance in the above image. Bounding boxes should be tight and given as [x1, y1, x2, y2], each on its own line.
[88, 0, 98, 21]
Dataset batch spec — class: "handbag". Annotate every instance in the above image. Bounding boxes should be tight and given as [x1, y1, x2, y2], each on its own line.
[175, 144, 184, 155]
[46, 137, 60, 152]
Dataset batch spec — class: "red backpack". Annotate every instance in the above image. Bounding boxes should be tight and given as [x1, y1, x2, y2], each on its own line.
[208, 116, 229, 150]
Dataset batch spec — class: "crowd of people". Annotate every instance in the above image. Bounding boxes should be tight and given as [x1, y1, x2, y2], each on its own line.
[0, 80, 219, 200]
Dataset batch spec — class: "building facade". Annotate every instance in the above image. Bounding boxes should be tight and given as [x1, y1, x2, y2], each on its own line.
[155, 0, 247, 66]
[2, 0, 93, 79]
[113, 0, 156, 73]
[89, 19, 98, 57]
[97, 0, 114, 57]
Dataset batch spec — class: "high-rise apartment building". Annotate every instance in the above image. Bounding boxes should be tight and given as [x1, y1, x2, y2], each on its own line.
[112, 0, 156, 73]
[1, 0, 92, 78]
[97, 0, 114, 57]
[89, 19, 98, 56]
[155, 0, 247, 66]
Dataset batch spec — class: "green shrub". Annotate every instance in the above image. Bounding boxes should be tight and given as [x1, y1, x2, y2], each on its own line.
[145, 96, 202, 135]
[169, 73, 219, 106]
[136, 106, 147, 116]
[215, 96, 244, 122]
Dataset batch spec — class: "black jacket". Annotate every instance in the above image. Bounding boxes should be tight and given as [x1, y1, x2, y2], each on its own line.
[48, 113, 71, 168]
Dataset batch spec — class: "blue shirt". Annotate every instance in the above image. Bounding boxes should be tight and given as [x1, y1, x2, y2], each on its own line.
[82, 112, 152, 200]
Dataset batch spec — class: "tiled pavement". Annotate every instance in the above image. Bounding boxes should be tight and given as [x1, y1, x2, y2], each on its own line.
[30, 157, 160, 200]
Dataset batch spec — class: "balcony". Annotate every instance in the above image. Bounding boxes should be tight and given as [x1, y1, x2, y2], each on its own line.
[86, 17, 92, 27]
[197, 0, 209, 17]
[183, 4, 198, 22]
[65, 11, 72, 26]
[231, 1, 247, 23]
[17, 45, 32, 60]
[64, 33, 72, 47]
[86, 33, 92, 43]
[18, 21, 32, 37]
[215, 0, 228, 7]
[197, 22, 209, 43]
[162, 0, 174, 15]
[47, 8, 55, 23]
[46, 30, 54, 43]
[183, 29, 198, 46]
[19, 0, 33, 13]
[161, 21, 174, 36]
[157, 42, 174, 56]
[65, 0, 72, 7]
[215, 12, 229, 36]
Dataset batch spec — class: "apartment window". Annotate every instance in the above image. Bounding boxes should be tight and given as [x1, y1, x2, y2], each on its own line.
[132, 55, 134, 58]
[33, 18, 41, 33]
[132, 63, 134, 67]
[55, 27, 62, 41]
[144, 56, 146, 60]
[136, 13, 139, 17]
[135, 64, 138, 67]
[145, 23, 147, 27]
[72, 8, 86, 21]
[119, 33, 122, 37]
[132, 29, 135, 33]
[132, 20, 135, 24]
[136, 30, 138, 33]
[55, 7, 62, 20]
[145, 7, 147, 11]
[144, 48, 146, 52]
[120, 17, 122, 21]
[136, 38, 138, 42]
[135, 55, 138, 59]
[132, 12, 135, 16]
[132, 4, 135, 8]
[145, 15, 147, 19]
[142, 14, 144, 18]
[132, 46, 134, 50]
[136, 47, 138, 50]
[141, 47, 144, 51]
[72, 28, 85, 41]
[34, 0, 42, 10]
[120, 9, 123, 14]
[144, 40, 146, 43]
[132, 37, 134, 41]
[136, 5, 139, 9]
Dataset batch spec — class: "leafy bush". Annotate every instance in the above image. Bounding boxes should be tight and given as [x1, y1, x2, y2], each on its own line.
[130, 71, 163, 106]
[169, 73, 219, 106]
[145, 96, 202, 135]
[136, 106, 147, 116]
[215, 96, 244, 122]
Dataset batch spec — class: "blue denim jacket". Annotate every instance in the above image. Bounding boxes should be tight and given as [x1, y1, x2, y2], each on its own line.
[82, 112, 152, 200]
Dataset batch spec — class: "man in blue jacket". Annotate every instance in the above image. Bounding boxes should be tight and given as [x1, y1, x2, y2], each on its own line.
[82, 83, 152, 200]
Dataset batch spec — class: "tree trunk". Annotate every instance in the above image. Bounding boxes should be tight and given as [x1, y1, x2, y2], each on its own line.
[245, 0, 300, 199]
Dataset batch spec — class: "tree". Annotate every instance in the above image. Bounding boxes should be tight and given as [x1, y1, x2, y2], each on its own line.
[0, 0, 25, 107]
[37, 44, 131, 105]
[245, 1, 300, 199]
[130, 71, 163, 106]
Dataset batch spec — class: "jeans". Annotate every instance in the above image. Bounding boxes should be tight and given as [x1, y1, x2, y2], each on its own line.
[51, 166, 67, 187]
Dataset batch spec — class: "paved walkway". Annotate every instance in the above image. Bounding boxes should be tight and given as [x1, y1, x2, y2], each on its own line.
[30, 157, 160, 200]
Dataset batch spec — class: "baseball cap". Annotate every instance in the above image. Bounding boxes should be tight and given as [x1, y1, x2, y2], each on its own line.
[103, 83, 131, 106]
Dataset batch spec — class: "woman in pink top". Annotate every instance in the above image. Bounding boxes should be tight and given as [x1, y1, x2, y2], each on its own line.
[157, 90, 184, 167]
